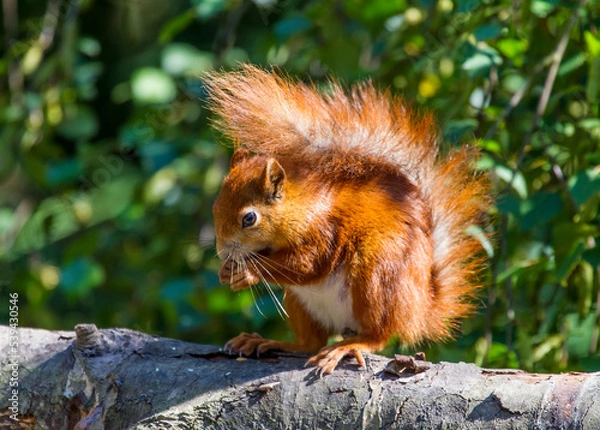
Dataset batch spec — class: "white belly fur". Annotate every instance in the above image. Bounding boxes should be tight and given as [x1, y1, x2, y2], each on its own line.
[288, 268, 360, 334]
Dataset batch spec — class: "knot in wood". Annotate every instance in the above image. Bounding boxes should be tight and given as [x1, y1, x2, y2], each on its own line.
[74, 323, 100, 350]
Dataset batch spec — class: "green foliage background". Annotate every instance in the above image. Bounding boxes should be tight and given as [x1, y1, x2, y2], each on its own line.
[1, 0, 599, 373]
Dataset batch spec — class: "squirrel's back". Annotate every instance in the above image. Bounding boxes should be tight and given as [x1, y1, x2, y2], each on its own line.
[206, 65, 490, 343]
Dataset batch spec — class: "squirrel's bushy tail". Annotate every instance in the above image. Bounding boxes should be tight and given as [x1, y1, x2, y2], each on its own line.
[425, 148, 490, 341]
[204, 65, 436, 185]
[205, 65, 490, 341]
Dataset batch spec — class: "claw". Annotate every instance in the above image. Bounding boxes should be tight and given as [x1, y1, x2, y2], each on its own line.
[318, 367, 327, 379]
[224, 332, 274, 358]
[305, 342, 373, 375]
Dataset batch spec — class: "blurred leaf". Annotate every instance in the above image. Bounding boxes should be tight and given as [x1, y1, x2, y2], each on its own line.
[131, 68, 177, 105]
[443, 118, 478, 142]
[474, 23, 502, 41]
[192, 0, 226, 20]
[496, 194, 521, 216]
[176, 302, 209, 331]
[513, 240, 548, 264]
[75, 62, 103, 86]
[568, 168, 600, 207]
[85, 174, 140, 225]
[558, 53, 586, 76]
[497, 38, 528, 66]
[419, 74, 442, 98]
[493, 163, 528, 199]
[119, 123, 156, 147]
[221, 47, 249, 67]
[0, 208, 15, 256]
[587, 57, 600, 102]
[462, 45, 502, 77]
[584, 31, 600, 56]
[144, 167, 178, 204]
[10, 198, 78, 258]
[159, 9, 196, 43]
[57, 105, 99, 141]
[479, 139, 502, 154]
[46, 158, 83, 186]
[274, 16, 313, 41]
[496, 263, 528, 284]
[200, 271, 220, 291]
[344, 0, 408, 21]
[206, 287, 235, 312]
[139, 141, 179, 174]
[578, 118, 600, 131]
[468, 87, 489, 109]
[466, 225, 494, 257]
[161, 43, 215, 76]
[457, 0, 480, 13]
[555, 240, 584, 284]
[583, 245, 600, 267]
[160, 277, 196, 302]
[530, 0, 558, 17]
[538, 282, 557, 306]
[486, 342, 520, 368]
[501, 73, 527, 93]
[520, 192, 562, 231]
[78, 37, 101, 57]
[59, 257, 105, 298]
[573, 262, 594, 315]
[553, 222, 597, 257]
[0, 139, 17, 181]
[564, 313, 596, 359]
[63, 231, 101, 263]
[532, 334, 563, 362]
[21, 44, 43, 75]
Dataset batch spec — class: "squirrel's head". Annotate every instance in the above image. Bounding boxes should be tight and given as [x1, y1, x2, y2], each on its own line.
[212, 149, 289, 261]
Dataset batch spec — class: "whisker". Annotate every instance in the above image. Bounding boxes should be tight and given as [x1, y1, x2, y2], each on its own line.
[247, 258, 284, 318]
[244, 257, 270, 301]
[250, 252, 294, 318]
[199, 242, 217, 251]
[252, 279, 267, 304]
[248, 257, 289, 319]
[251, 251, 304, 277]
[249, 252, 300, 286]
[249, 285, 266, 318]
[267, 282, 289, 319]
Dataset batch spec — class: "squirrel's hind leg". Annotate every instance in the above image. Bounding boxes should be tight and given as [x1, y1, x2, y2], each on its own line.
[306, 336, 387, 375]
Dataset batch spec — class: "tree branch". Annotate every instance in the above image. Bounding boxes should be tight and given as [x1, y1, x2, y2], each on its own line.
[484, 0, 588, 145]
[518, 0, 588, 166]
[1, 325, 599, 429]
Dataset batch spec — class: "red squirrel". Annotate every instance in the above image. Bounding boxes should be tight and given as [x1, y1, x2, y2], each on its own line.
[206, 65, 490, 374]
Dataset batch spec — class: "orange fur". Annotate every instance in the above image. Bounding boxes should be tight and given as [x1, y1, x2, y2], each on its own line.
[207, 65, 491, 374]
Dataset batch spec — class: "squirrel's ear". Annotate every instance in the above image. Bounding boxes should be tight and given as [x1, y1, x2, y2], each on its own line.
[263, 158, 286, 201]
[230, 149, 250, 169]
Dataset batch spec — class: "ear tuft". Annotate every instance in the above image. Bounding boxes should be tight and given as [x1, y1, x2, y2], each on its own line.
[230, 149, 250, 169]
[263, 158, 286, 200]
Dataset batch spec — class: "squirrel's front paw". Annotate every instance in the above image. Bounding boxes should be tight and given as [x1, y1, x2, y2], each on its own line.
[219, 259, 259, 290]
[225, 332, 274, 356]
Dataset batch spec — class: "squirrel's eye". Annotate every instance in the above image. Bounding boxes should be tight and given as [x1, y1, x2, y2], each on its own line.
[242, 211, 257, 228]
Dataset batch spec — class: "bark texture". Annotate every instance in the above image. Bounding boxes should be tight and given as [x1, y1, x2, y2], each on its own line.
[1, 325, 599, 429]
